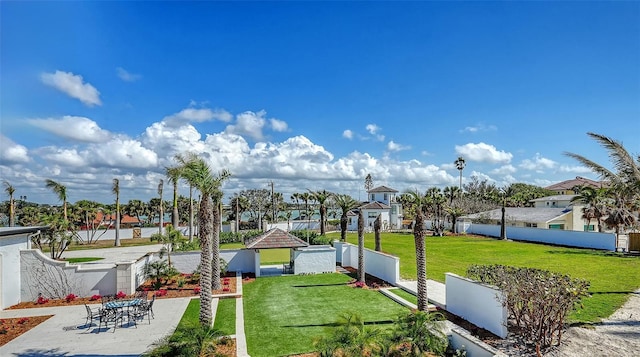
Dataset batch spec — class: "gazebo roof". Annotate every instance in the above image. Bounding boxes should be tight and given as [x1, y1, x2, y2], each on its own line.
[244, 228, 309, 249]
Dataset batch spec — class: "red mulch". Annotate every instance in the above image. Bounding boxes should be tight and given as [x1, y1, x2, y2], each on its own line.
[0, 315, 52, 346]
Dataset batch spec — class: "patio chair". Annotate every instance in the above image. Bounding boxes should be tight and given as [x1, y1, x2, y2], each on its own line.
[83, 304, 102, 328]
[98, 307, 123, 333]
[101, 294, 116, 305]
[133, 295, 155, 324]
[134, 290, 148, 300]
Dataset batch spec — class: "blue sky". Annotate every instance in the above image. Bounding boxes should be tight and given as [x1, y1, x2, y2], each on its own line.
[1, 1, 639, 205]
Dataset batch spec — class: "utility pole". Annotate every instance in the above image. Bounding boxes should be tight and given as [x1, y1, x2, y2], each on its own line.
[271, 181, 275, 223]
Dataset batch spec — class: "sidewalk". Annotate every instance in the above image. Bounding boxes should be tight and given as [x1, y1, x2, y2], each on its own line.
[394, 279, 447, 309]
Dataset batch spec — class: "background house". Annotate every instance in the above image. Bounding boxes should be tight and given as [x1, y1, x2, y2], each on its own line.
[545, 176, 604, 195]
[347, 185, 403, 231]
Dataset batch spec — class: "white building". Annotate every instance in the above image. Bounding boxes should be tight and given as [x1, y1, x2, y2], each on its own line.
[347, 185, 403, 231]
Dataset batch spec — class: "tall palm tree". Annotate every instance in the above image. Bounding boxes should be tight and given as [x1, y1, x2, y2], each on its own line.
[571, 186, 607, 232]
[333, 194, 359, 242]
[45, 179, 68, 222]
[157, 179, 164, 234]
[310, 189, 332, 235]
[166, 165, 182, 230]
[3, 180, 15, 226]
[443, 186, 461, 205]
[300, 192, 312, 230]
[408, 190, 429, 311]
[374, 214, 382, 251]
[175, 153, 230, 326]
[112, 178, 121, 246]
[357, 208, 365, 284]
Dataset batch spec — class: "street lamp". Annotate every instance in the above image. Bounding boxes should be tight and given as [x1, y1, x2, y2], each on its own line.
[454, 156, 466, 191]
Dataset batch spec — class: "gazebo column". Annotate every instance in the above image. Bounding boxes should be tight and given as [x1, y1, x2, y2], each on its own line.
[254, 249, 261, 277]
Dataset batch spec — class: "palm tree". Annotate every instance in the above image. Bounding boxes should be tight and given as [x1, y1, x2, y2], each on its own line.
[357, 208, 365, 284]
[454, 156, 466, 191]
[175, 153, 230, 326]
[310, 189, 332, 235]
[408, 190, 429, 311]
[374, 214, 382, 251]
[571, 186, 607, 232]
[45, 179, 68, 222]
[443, 186, 461, 205]
[3, 180, 15, 226]
[166, 165, 182, 230]
[300, 192, 312, 230]
[112, 178, 121, 246]
[124, 199, 146, 227]
[157, 179, 164, 234]
[333, 194, 359, 242]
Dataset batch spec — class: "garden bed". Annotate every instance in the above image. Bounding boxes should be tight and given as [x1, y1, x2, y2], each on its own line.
[0, 315, 52, 346]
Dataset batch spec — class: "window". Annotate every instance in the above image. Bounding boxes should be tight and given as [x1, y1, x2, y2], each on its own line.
[525, 223, 538, 228]
[368, 212, 378, 218]
[549, 224, 564, 230]
[370, 194, 375, 201]
[584, 225, 595, 231]
[384, 193, 388, 200]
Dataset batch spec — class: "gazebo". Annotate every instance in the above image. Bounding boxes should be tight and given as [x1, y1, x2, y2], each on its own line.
[244, 228, 335, 277]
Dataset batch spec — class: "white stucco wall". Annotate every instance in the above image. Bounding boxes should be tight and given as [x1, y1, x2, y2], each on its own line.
[334, 242, 400, 285]
[171, 249, 256, 275]
[293, 246, 335, 274]
[464, 224, 616, 250]
[446, 273, 508, 338]
[449, 327, 507, 357]
[0, 234, 30, 309]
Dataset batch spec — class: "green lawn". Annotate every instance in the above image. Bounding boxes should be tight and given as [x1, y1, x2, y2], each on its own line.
[64, 257, 104, 263]
[243, 273, 408, 356]
[327, 231, 640, 323]
[214, 298, 236, 335]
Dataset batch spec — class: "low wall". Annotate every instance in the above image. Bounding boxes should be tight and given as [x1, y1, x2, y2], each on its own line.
[334, 242, 400, 285]
[20, 250, 116, 301]
[1, 234, 31, 309]
[171, 249, 256, 274]
[446, 273, 507, 338]
[293, 246, 335, 274]
[449, 327, 507, 357]
[464, 224, 616, 251]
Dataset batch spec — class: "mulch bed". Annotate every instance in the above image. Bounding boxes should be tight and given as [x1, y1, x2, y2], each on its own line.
[0, 315, 53, 346]
[342, 266, 394, 289]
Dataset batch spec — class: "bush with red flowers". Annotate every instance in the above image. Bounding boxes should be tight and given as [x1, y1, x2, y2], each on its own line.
[155, 289, 168, 297]
[89, 294, 101, 301]
[65, 294, 77, 302]
[193, 286, 201, 294]
[116, 291, 127, 299]
[36, 296, 49, 305]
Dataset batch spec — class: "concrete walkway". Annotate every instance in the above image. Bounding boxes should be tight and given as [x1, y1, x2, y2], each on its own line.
[0, 297, 192, 356]
[395, 279, 447, 309]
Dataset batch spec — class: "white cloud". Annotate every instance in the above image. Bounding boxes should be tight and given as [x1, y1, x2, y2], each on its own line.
[343, 129, 353, 139]
[38, 147, 85, 167]
[0, 135, 30, 163]
[519, 153, 557, 172]
[558, 164, 593, 174]
[163, 107, 232, 127]
[455, 142, 513, 164]
[387, 140, 411, 152]
[87, 136, 158, 169]
[40, 70, 101, 106]
[490, 164, 517, 175]
[225, 110, 268, 141]
[270, 118, 288, 132]
[28, 116, 111, 143]
[460, 123, 497, 133]
[366, 124, 380, 134]
[116, 67, 141, 82]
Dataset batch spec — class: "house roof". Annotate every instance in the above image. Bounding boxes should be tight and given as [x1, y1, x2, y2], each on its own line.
[545, 176, 604, 191]
[529, 194, 577, 202]
[359, 201, 391, 210]
[367, 185, 398, 193]
[94, 211, 141, 225]
[0, 226, 47, 238]
[461, 207, 570, 223]
[244, 228, 309, 249]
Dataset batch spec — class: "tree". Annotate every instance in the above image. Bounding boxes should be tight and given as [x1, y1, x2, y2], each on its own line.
[175, 153, 230, 326]
[37, 214, 75, 259]
[45, 179, 68, 222]
[3, 180, 15, 226]
[310, 189, 332, 235]
[446, 206, 465, 234]
[364, 173, 373, 192]
[357, 208, 365, 284]
[124, 199, 146, 227]
[112, 178, 121, 247]
[425, 187, 445, 236]
[571, 186, 607, 232]
[454, 156, 466, 191]
[300, 192, 312, 231]
[408, 191, 429, 311]
[333, 194, 359, 242]
[150, 224, 185, 266]
[443, 185, 461, 205]
[157, 179, 164, 235]
[374, 214, 381, 251]
[166, 165, 182, 230]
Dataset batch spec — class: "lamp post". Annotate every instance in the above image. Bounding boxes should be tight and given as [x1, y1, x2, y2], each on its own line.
[454, 156, 466, 191]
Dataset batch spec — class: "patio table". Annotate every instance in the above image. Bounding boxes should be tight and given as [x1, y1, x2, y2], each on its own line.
[104, 298, 143, 310]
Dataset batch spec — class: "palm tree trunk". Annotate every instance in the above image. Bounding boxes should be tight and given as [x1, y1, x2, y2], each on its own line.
[189, 185, 194, 242]
[212, 200, 222, 290]
[172, 181, 179, 229]
[340, 213, 347, 242]
[9, 197, 14, 227]
[414, 209, 428, 311]
[374, 214, 381, 252]
[320, 204, 326, 235]
[357, 209, 365, 283]
[198, 194, 213, 326]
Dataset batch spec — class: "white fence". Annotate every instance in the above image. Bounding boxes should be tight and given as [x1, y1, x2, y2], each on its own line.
[445, 273, 508, 338]
[266, 221, 320, 231]
[462, 223, 616, 251]
[171, 249, 257, 274]
[293, 246, 335, 275]
[333, 241, 400, 285]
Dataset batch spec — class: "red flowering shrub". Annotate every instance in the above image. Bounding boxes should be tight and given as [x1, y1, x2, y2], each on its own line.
[193, 286, 201, 294]
[116, 291, 127, 299]
[36, 296, 49, 304]
[155, 289, 168, 297]
[222, 287, 230, 292]
[89, 294, 101, 301]
[17, 318, 28, 325]
[65, 293, 77, 302]
[354, 281, 366, 288]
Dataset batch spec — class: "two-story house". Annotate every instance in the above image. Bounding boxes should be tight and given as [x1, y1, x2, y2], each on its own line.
[347, 185, 403, 231]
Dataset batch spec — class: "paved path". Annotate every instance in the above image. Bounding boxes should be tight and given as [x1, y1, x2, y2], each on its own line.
[235, 272, 250, 357]
[395, 279, 447, 309]
[0, 297, 192, 357]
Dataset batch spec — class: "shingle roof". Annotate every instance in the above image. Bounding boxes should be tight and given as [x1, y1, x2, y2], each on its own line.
[367, 185, 398, 193]
[359, 201, 391, 210]
[244, 228, 309, 249]
[545, 176, 604, 191]
[461, 207, 570, 223]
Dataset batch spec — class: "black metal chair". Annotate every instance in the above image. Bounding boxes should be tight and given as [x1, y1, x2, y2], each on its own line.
[83, 304, 102, 328]
[133, 295, 155, 324]
[98, 307, 123, 333]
